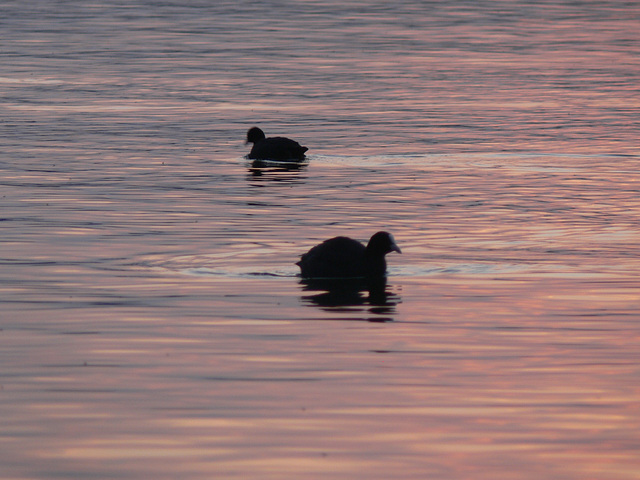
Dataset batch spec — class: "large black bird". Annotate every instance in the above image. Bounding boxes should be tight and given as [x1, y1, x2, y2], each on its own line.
[296, 231, 401, 278]
[246, 127, 308, 161]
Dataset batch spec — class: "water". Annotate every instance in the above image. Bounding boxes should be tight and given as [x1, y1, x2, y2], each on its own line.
[1, 1, 639, 479]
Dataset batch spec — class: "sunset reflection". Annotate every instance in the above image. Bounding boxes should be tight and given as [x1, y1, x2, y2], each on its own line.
[2, 0, 640, 479]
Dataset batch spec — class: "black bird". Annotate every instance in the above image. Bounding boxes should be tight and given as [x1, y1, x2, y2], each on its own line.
[246, 126, 308, 161]
[296, 231, 401, 279]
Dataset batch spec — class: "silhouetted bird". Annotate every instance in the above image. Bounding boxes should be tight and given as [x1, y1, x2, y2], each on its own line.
[246, 127, 308, 161]
[296, 231, 401, 278]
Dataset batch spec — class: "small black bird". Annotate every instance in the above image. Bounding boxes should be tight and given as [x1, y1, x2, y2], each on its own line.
[296, 231, 401, 279]
[246, 127, 308, 161]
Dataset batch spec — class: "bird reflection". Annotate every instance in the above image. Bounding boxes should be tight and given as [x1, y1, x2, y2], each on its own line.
[299, 277, 400, 322]
[248, 159, 308, 178]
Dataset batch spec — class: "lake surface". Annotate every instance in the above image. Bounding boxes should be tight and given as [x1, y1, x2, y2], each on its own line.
[1, 1, 639, 479]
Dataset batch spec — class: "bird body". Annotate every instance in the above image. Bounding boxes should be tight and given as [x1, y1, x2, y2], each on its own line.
[246, 127, 308, 161]
[297, 232, 401, 279]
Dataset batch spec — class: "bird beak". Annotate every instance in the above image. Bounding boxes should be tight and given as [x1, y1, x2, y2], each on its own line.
[391, 241, 402, 254]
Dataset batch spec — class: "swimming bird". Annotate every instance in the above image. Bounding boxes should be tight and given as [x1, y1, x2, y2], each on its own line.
[296, 231, 401, 278]
[246, 127, 308, 161]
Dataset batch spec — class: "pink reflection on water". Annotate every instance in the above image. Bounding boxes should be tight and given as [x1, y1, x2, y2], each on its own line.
[2, 1, 640, 478]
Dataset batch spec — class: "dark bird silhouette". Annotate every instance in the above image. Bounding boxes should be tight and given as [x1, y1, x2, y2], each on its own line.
[246, 127, 308, 161]
[296, 231, 401, 279]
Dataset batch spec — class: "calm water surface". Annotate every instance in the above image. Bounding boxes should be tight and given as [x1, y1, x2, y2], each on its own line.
[1, 1, 639, 479]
